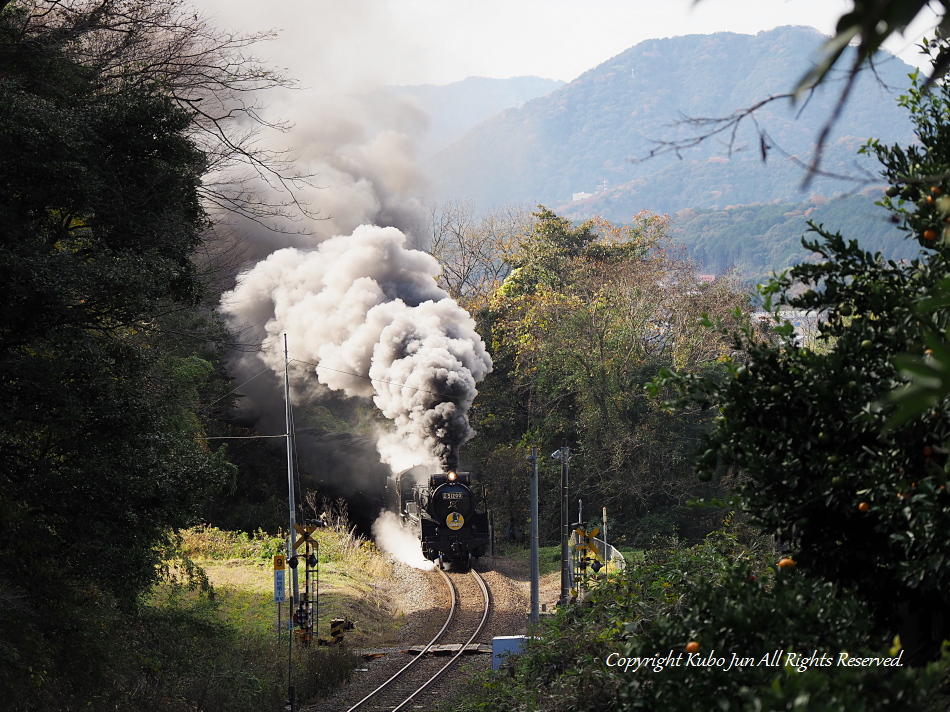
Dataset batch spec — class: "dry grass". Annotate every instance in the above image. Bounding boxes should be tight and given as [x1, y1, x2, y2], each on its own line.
[188, 530, 401, 647]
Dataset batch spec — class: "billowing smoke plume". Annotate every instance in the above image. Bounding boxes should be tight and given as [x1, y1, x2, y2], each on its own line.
[220, 223, 492, 471]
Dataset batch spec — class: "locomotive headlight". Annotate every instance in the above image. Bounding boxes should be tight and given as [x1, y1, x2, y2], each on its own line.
[447, 470, 457, 481]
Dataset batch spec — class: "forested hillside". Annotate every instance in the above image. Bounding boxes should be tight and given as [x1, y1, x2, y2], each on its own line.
[668, 193, 919, 281]
[426, 207, 748, 546]
[430, 26, 915, 217]
[456, 39, 950, 712]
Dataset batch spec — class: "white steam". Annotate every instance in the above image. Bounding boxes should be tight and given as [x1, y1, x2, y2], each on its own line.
[371, 511, 434, 570]
[219, 224, 492, 470]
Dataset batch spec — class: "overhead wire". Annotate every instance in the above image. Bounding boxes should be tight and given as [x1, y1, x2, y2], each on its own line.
[207, 365, 274, 406]
[200, 434, 287, 440]
[289, 395, 303, 519]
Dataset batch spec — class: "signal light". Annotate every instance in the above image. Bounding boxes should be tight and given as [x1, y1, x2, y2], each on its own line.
[591, 560, 603, 573]
[448, 471, 457, 481]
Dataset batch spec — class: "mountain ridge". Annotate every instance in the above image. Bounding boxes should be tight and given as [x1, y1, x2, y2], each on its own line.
[375, 75, 565, 159]
[426, 26, 917, 219]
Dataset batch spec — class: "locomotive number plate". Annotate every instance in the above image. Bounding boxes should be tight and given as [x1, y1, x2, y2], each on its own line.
[446, 513, 465, 530]
[442, 492, 463, 499]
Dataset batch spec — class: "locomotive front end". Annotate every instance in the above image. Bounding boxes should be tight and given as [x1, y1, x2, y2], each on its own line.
[419, 470, 490, 569]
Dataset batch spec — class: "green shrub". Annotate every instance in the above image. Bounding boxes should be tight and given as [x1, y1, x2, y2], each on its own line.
[180, 525, 285, 561]
[615, 564, 941, 711]
[0, 578, 355, 711]
[179, 524, 382, 573]
[454, 531, 947, 711]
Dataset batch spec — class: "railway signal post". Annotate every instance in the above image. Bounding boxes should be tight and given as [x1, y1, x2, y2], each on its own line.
[572, 524, 601, 597]
[290, 519, 323, 646]
[274, 554, 287, 642]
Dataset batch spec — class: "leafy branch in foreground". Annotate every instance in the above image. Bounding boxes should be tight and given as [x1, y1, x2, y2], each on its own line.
[647, 0, 950, 181]
[651, 57, 950, 665]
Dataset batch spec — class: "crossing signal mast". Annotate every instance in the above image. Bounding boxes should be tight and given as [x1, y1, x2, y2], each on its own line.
[289, 520, 323, 645]
[571, 499, 604, 600]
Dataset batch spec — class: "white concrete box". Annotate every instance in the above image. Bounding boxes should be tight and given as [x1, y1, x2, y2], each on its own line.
[492, 635, 528, 671]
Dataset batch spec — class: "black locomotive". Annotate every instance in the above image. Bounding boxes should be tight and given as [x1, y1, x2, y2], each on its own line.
[393, 466, 491, 570]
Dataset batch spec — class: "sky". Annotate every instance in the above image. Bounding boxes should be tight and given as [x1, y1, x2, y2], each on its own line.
[189, 0, 941, 91]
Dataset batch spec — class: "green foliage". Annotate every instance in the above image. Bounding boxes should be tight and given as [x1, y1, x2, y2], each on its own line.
[0, 580, 353, 712]
[668, 195, 918, 284]
[614, 567, 919, 712]
[0, 0, 236, 602]
[471, 208, 746, 546]
[455, 531, 946, 712]
[0, 1, 262, 704]
[458, 40, 950, 712]
[181, 526, 287, 561]
[650, 50, 950, 658]
[180, 522, 383, 574]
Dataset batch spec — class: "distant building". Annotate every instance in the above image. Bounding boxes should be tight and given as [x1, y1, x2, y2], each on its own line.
[572, 192, 593, 201]
[753, 309, 821, 346]
[697, 274, 716, 283]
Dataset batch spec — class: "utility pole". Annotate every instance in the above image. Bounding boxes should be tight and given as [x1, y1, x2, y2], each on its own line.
[528, 447, 539, 627]
[283, 335, 298, 712]
[554, 446, 570, 606]
[284, 335, 299, 607]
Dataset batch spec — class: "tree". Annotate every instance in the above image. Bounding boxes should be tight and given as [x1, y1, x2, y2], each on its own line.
[3, 0, 305, 224]
[427, 200, 533, 308]
[0, 0, 244, 602]
[469, 208, 747, 545]
[653, 56, 950, 664]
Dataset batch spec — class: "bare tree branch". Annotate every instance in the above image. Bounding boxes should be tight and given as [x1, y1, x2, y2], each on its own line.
[10, 0, 316, 227]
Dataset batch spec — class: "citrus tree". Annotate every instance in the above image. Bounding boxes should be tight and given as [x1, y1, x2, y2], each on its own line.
[653, 51, 950, 664]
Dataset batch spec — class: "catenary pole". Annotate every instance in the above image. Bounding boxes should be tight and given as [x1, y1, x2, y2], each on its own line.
[559, 446, 570, 606]
[529, 447, 539, 627]
[284, 335, 298, 712]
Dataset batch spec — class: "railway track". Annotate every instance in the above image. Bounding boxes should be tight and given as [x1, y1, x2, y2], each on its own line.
[345, 567, 492, 712]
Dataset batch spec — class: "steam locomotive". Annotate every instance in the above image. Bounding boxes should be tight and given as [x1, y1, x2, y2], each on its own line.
[393, 466, 491, 570]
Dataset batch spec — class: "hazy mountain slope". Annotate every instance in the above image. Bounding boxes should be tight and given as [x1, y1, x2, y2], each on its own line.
[429, 26, 916, 217]
[377, 76, 565, 158]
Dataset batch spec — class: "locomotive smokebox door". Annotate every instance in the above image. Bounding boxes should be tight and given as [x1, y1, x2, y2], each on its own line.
[431, 482, 474, 522]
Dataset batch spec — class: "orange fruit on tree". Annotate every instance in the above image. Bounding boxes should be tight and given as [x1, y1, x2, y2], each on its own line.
[924, 229, 938, 241]
[685, 641, 700, 654]
[777, 557, 796, 569]
[858, 501, 870, 512]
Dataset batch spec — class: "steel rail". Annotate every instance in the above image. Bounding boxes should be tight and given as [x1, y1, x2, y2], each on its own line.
[344, 567, 456, 712]
[390, 569, 492, 712]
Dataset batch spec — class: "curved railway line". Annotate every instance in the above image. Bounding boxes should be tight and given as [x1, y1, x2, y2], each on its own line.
[344, 568, 492, 712]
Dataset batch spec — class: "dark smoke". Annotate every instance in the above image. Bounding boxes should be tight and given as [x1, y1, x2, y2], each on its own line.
[220, 224, 492, 471]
